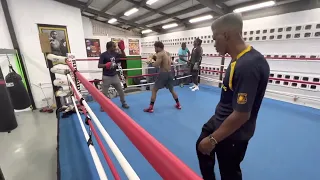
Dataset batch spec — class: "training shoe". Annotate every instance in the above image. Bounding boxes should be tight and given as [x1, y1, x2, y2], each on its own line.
[175, 104, 181, 110]
[189, 85, 195, 89]
[192, 86, 199, 91]
[143, 107, 154, 113]
[122, 103, 130, 109]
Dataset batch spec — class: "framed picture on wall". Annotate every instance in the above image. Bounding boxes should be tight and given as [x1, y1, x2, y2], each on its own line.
[128, 39, 140, 55]
[111, 38, 124, 53]
[37, 24, 71, 57]
[85, 39, 101, 57]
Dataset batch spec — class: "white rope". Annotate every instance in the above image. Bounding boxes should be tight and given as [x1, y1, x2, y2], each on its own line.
[67, 74, 140, 180]
[79, 63, 186, 73]
[71, 96, 108, 180]
[199, 75, 320, 101]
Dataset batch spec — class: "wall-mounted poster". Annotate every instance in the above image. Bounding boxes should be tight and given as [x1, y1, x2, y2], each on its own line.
[38, 24, 71, 57]
[85, 39, 101, 57]
[128, 39, 140, 55]
[111, 38, 124, 53]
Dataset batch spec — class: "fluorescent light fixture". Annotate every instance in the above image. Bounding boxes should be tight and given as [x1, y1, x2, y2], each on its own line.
[162, 23, 178, 29]
[142, 29, 152, 34]
[233, 1, 275, 13]
[124, 8, 139, 16]
[189, 15, 213, 23]
[146, 0, 158, 5]
[108, 18, 117, 24]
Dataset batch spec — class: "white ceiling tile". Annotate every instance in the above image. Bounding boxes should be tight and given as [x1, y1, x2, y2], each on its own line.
[90, 0, 114, 11]
[107, 1, 137, 15]
[163, 0, 200, 14]
[135, 14, 162, 24]
[146, 0, 175, 9]
[224, 0, 253, 7]
[122, 8, 150, 20]
[177, 7, 212, 19]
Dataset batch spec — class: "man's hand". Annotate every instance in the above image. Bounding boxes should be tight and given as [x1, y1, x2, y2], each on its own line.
[198, 136, 216, 155]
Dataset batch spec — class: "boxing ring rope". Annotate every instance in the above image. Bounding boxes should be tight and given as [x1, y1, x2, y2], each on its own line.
[67, 74, 139, 180]
[60, 57, 202, 179]
[199, 74, 320, 101]
[71, 96, 108, 180]
[71, 82, 121, 180]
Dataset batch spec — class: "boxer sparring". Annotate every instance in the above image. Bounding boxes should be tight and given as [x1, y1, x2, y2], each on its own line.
[189, 38, 203, 91]
[144, 41, 181, 113]
[196, 13, 270, 180]
[98, 41, 129, 110]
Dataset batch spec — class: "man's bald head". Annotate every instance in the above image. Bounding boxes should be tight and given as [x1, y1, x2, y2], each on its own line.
[211, 13, 245, 56]
[211, 13, 243, 33]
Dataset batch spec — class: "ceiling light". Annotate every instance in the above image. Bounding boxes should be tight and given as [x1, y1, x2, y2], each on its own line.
[146, 0, 158, 5]
[124, 8, 139, 16]
[189, 15, 213, 23]
[142, 29, 153, 34]
[108, 18, 117, 24]
[162, 23, 178, 29]
[233, 1, 275, 13]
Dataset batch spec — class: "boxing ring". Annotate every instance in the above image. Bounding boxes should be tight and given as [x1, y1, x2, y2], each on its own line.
[49, 54, 320, 180]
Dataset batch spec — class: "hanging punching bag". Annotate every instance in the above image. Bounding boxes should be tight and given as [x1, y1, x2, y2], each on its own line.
[5, 65, 31, 110]
[0, 66, 18, 132]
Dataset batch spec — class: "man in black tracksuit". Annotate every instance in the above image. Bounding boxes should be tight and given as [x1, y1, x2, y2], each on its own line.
[196, 13, 270, 180]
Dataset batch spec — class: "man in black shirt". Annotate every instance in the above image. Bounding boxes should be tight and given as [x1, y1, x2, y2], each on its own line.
[189, 38, 203, 91]
[196, 13, 270, 180]
[98, 41, 129, 109]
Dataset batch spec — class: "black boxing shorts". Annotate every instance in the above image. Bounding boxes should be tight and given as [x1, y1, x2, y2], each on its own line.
[154, 71, 174, 90]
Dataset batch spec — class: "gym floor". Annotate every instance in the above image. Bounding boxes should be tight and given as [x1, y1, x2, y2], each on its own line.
[59, 85, 320, 180]
[0, 111, 57, 180]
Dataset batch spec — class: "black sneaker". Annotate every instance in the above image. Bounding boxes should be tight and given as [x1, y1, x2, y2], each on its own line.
[122, 104, 129, 109]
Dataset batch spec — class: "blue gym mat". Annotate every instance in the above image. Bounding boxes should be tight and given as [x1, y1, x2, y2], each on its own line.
[58, 85, 320, 180]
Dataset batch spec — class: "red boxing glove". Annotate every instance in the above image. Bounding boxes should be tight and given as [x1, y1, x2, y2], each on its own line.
[118, 40, 125, 51]
[105, 62, 116, 69]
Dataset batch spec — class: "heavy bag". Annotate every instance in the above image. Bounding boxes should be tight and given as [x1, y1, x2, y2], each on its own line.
[5, 65, 31, 110]
[0, 67, 18, 132]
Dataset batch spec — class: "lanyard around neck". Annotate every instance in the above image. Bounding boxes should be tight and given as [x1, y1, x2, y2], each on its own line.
[228, 45, 252, 91]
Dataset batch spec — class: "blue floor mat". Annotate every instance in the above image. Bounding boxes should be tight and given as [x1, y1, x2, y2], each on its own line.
[58, 85, 320, 180]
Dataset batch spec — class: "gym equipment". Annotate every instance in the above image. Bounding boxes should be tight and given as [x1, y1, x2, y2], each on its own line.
[53, 79, 69, 86]
[0, 66, 18, 132]
[5, 65, 31, 110]
[47, 54, 67, 64]
[50, 66, 70, 75]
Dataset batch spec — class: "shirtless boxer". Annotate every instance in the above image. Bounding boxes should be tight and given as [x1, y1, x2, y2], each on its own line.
[143, 41, 181, 113]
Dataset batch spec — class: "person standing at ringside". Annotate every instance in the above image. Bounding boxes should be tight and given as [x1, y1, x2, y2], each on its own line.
[189, 38, 203, 91]
[177, 42, 190, 85]
[98, 41, 129, 110]
[196, 13, 270, 180]
[144, 41, 181, 113]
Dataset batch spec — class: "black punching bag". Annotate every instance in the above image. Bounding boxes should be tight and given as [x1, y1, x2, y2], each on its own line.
[0, 66, 18, 132]
[5, 65, 31, 110]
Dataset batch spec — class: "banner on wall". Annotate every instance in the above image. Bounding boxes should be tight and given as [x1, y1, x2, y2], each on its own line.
[111, 38, 124, 53]
[38, 24, 71, 58]
[128, 39, 140, 55]
[85, 39, 101, 57]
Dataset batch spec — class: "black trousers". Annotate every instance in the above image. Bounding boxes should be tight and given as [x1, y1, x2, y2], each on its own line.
[196, 115, 249, 180]
[190, 64, 199, 85]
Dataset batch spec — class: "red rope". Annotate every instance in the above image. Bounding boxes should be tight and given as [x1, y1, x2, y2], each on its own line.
[71, 85, 121, 180]
[67, 61, 201, 180]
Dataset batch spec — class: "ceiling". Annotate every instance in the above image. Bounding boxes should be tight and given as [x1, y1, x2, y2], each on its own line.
[54, 0, 310, 34]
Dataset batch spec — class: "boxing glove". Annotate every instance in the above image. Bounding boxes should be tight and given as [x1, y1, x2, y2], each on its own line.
[105, 62, 117, 69]
[118, 40, 125, 51]
[53, 79, 69, 86]
[47, 54, 67, 64]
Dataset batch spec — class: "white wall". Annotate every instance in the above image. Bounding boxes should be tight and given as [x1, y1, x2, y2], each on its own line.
[81, 17, 142, 80]
[6, 0, 88, 108]
[142, 9, 320, 109]
[0, 3, 15, 80]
